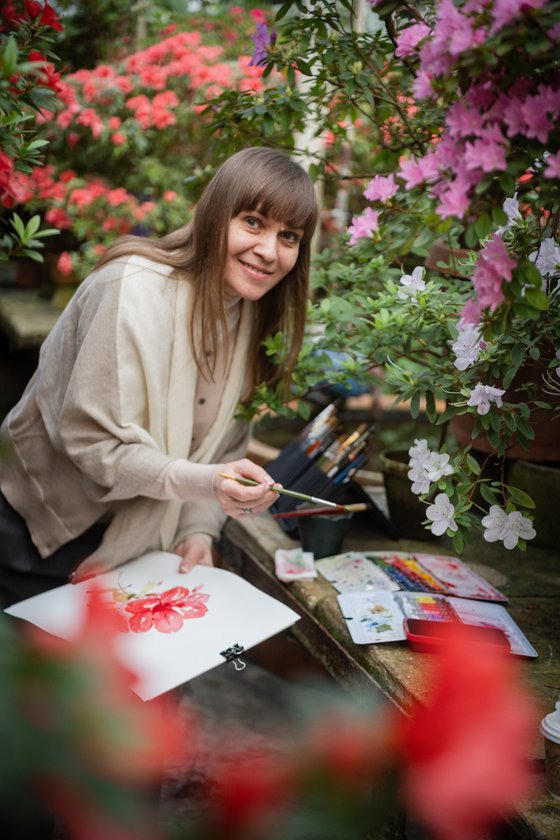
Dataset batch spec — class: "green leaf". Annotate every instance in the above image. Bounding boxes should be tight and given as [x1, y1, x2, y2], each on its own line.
[516, 417, 535, 439]
[479, 483, 498, 505]
[465, 454, 481, 474]
[276, 1, 294, 21]
[507, 486, 536, 509]
[26, 215, 41, 237]
[492, 207, 508, 226]
[474, 213, 491, 239]
[452, 529, 465, 554]
[524, 288, 549, 311]
[1, 36, 18, 77]
[10, 214, 25, 239]
[425, 390, 437, 423]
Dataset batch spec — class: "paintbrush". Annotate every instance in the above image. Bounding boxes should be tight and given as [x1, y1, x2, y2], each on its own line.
[218, 473, 369, 513]
[272, 505, 369, 520]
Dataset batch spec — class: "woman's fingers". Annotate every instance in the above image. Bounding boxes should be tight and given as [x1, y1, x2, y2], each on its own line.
[174, 535, 214, 573]
[214, 458, 281, 517]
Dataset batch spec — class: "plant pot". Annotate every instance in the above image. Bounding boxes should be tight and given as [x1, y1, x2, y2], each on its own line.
[379, 449, 432, 541]
[298, 512, 354, 559]
[425, 239, 471, 279]
[451, 350, 560, 463]
[507, 459, 560, 549]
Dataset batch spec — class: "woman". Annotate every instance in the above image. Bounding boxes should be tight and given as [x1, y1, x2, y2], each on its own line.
[0, 147, 319, 606]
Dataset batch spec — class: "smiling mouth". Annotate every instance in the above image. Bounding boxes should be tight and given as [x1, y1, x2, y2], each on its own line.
[239, 259, 273, 277]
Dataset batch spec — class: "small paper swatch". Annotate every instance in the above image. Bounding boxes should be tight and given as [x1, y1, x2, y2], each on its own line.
[274, 548, 317, 583]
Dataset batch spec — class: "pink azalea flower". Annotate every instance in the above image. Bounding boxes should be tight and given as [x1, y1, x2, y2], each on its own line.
[436, 177, 472, 219]
[544, 151, 560, 179]
[464, 139, 507, 172]
[502, 96, 527, 137]
[412, 70, 436, 100]
[395, 23, 431, 58]
[466, 80, 496, 111]
[347, 207, 380, 245]
[398, 155, 427, 189]
[460, 298, 483, 327]
[363, 173, 398, 202]
[521, 95, 553, 143]
[445, 102, 484, 139]
[491, 0, 547, 35]
[471, 235, 517, 311]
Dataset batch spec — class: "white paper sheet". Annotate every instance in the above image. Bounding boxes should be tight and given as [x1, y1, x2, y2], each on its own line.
[5, 551, 301, 700]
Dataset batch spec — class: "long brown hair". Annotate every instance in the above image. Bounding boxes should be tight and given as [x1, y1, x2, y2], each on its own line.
[97, 147, 318, 397]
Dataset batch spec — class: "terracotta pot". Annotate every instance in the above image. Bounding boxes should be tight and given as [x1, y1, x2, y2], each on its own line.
[451, 354, 560, 462]
[425, 239, 471, 279]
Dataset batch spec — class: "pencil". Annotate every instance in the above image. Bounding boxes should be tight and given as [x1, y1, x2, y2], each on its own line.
[217, 473, 368, 513]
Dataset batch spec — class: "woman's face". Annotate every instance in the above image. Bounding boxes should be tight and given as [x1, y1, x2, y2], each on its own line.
[223, 210, 303, 300]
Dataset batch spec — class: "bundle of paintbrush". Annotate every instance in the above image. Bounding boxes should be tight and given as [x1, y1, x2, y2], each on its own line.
[257, 404, 384, 535]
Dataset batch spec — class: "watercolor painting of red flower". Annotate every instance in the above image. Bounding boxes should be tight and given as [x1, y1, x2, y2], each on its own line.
[123, 585, 209, 634]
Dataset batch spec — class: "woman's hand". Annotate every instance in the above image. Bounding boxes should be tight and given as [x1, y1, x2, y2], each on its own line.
[213, 458, 280, 519]
[173, 533, 214, 574]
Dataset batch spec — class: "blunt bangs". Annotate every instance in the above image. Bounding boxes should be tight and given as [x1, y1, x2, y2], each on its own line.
[202, 147, 318, 244]
[232, 173, 318, 243]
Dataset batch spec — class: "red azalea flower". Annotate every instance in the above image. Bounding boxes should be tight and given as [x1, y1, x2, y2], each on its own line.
[28, 49, 63, 92]
[125, 585, 209, 633]
[208, 745, 296, 835]
[21, 585, 194, 839]
[395, 623, 539, 840]
[39, 0, 64, 30]
[24, 0, 42, 17]
[306, 711, 392, 790]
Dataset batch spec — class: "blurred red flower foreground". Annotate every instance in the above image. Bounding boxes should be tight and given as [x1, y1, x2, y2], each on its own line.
[7, 587, 540, 840]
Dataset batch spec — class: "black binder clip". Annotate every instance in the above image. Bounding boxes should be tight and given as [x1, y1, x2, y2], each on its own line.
[219, 643, 246, 671]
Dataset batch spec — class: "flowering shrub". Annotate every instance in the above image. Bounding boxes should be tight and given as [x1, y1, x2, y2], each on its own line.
[16, 163, 192, 277]
[0, 0, 64, 260]
[0, 600, 538, 840]
[10, 6, 275, 276]
[219, 0, 560, 553]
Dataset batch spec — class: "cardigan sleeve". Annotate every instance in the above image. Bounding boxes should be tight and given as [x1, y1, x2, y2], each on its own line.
[171, 418, 253, 545]
[35, 260, 231, 505]
[35, 265, 178, 502]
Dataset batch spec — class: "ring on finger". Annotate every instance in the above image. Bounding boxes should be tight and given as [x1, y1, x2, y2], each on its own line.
[241, 507, 253, 515]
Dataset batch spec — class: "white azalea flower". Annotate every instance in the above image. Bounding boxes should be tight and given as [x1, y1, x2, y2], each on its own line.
[451, 322, 484, 371]
[467, 383, 505, 415]
[481, 505, 509, 542]
[425, 451, 454, 481]
[426, 493, 458, 536]
[482, 505, 536, 549]
[495, 193, 520, 234]
[408, 438, 430, 467]
[528, 237, 560, 278]
[397, 266, 426, 300]
[408, 463, 432, 495]
[501, 511, 536, 549]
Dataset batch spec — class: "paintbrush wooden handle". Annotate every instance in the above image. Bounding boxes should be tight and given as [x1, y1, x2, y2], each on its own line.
[217, 473, 368, 513]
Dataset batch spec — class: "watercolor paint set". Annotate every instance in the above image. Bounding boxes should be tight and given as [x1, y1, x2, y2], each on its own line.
[336, 589, 537, 655]
[361, 551, 508, 601]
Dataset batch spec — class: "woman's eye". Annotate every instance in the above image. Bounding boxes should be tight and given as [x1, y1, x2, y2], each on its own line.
[282, 230, 300, 244]
[244, 216, 260, 228]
